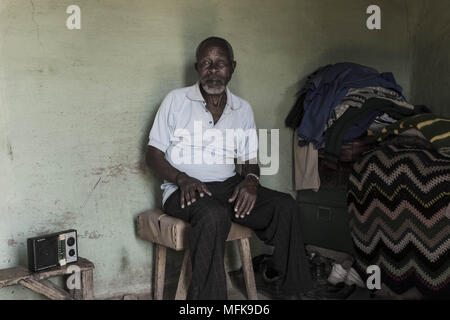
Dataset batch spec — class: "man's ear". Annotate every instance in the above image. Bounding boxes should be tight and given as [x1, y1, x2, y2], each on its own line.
[231, 61, 237, 73]
[194, 62, 199, 72]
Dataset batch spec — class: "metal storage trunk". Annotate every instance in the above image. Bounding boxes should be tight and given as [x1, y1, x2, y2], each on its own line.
[297, 188, 354, 254]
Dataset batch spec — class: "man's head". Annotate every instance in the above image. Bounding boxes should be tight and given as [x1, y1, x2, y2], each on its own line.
[195, 37, 236, 95]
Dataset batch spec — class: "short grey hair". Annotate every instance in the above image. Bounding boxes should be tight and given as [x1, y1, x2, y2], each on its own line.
[195, 37, 234, 62]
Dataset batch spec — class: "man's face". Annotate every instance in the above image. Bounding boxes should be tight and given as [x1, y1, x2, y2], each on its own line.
[196, 45, 236, 95]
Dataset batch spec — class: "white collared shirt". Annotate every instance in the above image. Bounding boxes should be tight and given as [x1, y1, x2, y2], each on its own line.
[148, 83, 258, 205]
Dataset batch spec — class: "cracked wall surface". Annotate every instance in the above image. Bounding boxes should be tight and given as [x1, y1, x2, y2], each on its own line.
[0, 0, 421, 299]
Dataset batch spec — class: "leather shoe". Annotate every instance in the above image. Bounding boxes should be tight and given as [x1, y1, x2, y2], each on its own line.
[254, 264, 300, 300]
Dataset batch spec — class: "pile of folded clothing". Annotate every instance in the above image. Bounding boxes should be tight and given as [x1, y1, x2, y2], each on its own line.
[286, 62, 432, 191]
[287, 62, 450, 299]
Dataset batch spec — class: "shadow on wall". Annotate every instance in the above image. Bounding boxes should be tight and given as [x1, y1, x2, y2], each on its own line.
[139, 98, 164, 207]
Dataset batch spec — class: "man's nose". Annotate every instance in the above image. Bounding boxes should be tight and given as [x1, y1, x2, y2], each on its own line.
[207, 64, 219, 73]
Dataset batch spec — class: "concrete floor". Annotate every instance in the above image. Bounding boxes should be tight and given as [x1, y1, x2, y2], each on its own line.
[112, 272, 271, 300]
[114, 269, 375, 300]
[110, 245, 380, 300]
[108, 244, 383, 300]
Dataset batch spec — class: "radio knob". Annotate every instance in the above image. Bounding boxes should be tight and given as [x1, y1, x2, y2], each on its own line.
[67, 237, 75, 246]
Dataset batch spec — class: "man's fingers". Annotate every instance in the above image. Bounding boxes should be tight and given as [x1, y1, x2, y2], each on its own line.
[246, 199, 256, 216]
[196, 184, 204, 198]
[201, 184, 212, 197]
[196, 183, 209, 198]
[234, 192, 243, 213]
[189, 187, 197, 204]
[228, 186, 240, 203]
[184, 188, 191, 206]
[180, 190, 185, 209]
[235, 193, 247, 217]
[240, 195, 251, 218]
[250, 199, 256, 213]
[242, 198, 254, 217]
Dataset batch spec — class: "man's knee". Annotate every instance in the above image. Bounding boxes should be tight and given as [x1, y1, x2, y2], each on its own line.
[272, 193, 299, 219]
[194, 200, 231, 230]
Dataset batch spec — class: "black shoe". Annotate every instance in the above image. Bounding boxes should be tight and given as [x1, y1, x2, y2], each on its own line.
[252, 254, 273, 273]
[256, 279, 299, 300]
[308, 252, 334, 286]
[255, 263, 300, 300]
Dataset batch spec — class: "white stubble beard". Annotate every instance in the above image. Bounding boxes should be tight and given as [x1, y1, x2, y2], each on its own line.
[200, 80, 226, 95]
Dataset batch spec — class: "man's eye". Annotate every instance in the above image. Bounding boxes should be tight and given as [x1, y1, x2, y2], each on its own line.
[201, 61, 211, 67]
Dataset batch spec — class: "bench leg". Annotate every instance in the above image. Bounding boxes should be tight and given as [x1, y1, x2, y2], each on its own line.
[67, 269, 94, 300]
[225, 263, 233, 295]
[175, 249, 191, 300]
[154, 244, 167, 300]
[237, 238, 258, 300]
[80, 270, 94, 300]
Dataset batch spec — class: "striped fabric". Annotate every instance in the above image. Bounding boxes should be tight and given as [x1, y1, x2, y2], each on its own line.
[376, 113, 450, 158]
[347, 145, 450, 298]
[326, 86, 404, 130]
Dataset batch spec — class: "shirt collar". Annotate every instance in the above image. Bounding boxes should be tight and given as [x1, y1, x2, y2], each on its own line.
[186, 82, 242, 110]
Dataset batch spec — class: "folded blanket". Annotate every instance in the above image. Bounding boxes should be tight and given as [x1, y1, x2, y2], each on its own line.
[376, 113, 450, 157]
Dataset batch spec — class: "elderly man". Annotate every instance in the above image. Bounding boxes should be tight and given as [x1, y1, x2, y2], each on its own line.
[146, 37, 314, 299]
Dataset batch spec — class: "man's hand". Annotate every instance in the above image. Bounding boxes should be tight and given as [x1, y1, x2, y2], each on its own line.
[176, 173, 212, 209]
[228, 175, 259, 219]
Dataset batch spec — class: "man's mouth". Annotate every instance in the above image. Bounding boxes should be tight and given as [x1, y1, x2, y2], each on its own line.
[205, 79, 223, 84]
[200, 77, 227, 94]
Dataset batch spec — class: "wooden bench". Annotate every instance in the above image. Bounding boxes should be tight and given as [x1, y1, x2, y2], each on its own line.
[0, 257, 95, 300]
[137, 209, 258, 300]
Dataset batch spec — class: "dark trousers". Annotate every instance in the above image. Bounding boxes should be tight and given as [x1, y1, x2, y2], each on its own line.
[163, 174, 314, 299]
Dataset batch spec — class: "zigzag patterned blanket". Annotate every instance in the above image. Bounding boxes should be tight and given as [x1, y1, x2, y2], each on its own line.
[347, 145, 450, 298]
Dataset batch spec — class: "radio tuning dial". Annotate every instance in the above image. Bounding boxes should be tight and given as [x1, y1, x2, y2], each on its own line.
[67, 237, 75, 246]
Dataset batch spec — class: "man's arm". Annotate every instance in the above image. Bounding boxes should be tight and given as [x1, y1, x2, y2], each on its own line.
[241, 162, 260, 178]
[146, 146, 211, 208]
[146, 145, 179, 183]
